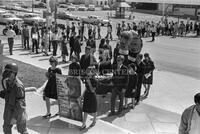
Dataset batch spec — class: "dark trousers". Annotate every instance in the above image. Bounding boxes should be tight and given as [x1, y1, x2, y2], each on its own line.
[32, 39, 38, 53]
[152, 32, 155, 41]
[23, 37, 29, 49]
[135, 75, 144, 103]
[8, 38, 14, 55]
[106, 32, 112, 40]
[70, 47, 75, 60]
[52, 40, 58, 56]
[111, 87, 124, 113]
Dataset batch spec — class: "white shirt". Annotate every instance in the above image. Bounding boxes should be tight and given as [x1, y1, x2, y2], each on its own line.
[189, 108, 200, 134]
[6, 29, 16, 38]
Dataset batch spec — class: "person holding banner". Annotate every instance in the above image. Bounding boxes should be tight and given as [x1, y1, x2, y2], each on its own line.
[43, 56, 62, 118]
[80, 66, 97, 130]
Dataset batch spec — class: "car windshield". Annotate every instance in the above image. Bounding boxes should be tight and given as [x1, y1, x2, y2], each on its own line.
[24, 14, 38, 18]
[3, 14, 14, 18]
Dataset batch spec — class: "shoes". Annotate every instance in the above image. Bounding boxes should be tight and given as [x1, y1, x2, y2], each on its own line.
[89, 121, 96, 127]
[123, 106, 128, 110]
[42, 113, 51, 118]
[79, 125, 86, 131]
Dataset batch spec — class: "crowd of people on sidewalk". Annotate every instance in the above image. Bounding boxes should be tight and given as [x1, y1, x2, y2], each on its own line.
[2, 16, 199, 133]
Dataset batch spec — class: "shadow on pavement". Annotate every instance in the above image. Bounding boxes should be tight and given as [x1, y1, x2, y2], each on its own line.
[27, 116, 83, 133]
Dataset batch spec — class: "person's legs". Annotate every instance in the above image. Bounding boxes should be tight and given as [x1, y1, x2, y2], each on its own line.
[54, 41, 58, 56]
[45, 97, 51, 115]
[8, 38, 12, 55]
[118, 90, 124, 113]
[35, 40, 39, 54]
[111, 87, 117, 114]
[91, 112, 97, 126]
[81, 112, 88, 127]
[144, 84, 150, 97]
[52, 41, 56, 56]
[3, 122, 13, 134]
[26, 37, 30, 50]
[32, 39, 35, 53]
[17, 122, 28, 134]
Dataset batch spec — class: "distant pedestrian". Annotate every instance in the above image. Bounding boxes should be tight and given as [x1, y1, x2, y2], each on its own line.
[106, 23, 113, 40]
[151, 24, 156, 41]
[6, 26, 16, 55]
[60, 32, 68, 62]
[31, 24, 40, 54]
[179, 93, 200, 134]
[43, 56, 62, 118]
[51, 29, 59, 56]
[23, 25, 30, 50]
[97, 23, 101, 39]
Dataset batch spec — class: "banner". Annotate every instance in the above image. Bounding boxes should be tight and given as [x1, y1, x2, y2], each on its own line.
[56, 74, 83, 122]
[0, 40, 4, 75]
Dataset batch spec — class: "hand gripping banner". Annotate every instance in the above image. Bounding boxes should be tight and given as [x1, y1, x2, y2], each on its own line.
[56, 74, 83, 122]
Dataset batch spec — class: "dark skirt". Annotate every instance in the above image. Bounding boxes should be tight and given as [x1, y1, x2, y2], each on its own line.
[44, 80, 57, 99]
[82, 91, 97, 113]
[125, 88, 136, 98]
[143, 73, 153, 84]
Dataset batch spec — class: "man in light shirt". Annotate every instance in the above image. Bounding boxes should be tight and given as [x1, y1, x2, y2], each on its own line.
[179, 93, 200, 134]
[6, 26, 16, 55]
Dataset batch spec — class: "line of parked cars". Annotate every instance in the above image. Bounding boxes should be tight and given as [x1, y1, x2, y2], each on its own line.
[59, 3, 96, 11]
[57, 11, 110, 26]
[0, 9, 46, 35]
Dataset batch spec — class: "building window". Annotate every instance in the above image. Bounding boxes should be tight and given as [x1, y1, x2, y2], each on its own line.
[100, 1, 103, 5]
[97, 1, 98, 5]
[105, 1, 107, 5]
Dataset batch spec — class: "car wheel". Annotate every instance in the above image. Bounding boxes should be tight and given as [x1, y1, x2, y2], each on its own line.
[3, 28, 8, 35]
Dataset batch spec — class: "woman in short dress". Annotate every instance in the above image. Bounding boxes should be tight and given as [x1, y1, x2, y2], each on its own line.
[124, 63, 138, 109]
[142, 53, 155, 98]
[43, 56, 62, 118]
[80, 66, 97, 130]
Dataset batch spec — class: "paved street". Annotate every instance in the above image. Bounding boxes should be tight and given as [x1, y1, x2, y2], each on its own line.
[0, 10, 200, 134]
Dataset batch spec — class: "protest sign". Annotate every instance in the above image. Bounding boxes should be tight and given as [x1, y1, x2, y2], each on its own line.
[0, 40, 4, 75]
[56, 74, 82, 122]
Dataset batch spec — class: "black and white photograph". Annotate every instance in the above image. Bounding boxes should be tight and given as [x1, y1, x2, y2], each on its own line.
[0, 0, 200, 133]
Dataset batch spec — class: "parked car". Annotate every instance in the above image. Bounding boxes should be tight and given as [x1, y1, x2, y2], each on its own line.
[57, 11, 79, 21]
[0, 13, 23, 25]
[78, 6, 87, 11]
[59, 4, 68, 8]
[88, 5, 95, 11]
[81, 15, 101, 25]
[102, 5, 110, 10]
[67, 6, 76, 11]
[33, 2, 46, 8]
[18, 13, 45, 26]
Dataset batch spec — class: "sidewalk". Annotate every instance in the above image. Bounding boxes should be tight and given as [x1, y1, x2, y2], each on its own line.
[1, 39, 200, 134]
